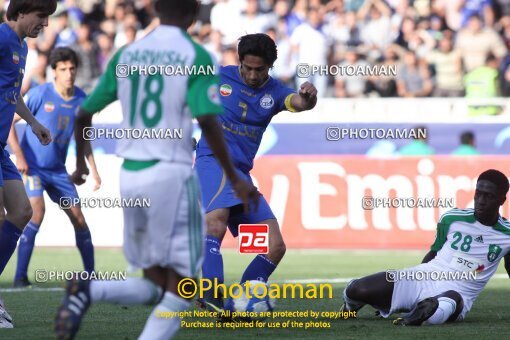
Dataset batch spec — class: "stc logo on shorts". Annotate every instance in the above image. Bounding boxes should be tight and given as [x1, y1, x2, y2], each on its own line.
[239, 224, 269, 254]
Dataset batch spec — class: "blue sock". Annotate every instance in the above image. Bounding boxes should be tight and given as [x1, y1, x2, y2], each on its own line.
[15, 221, 39, 280]
[0, 220, 22, 276]
[75, 229, 94, 273]
[241, 255, 276, 283]
[202, 235, 224, 283]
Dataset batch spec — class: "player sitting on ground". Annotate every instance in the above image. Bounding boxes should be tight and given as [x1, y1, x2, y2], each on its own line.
[8, 47, 100, 288]
[341, 169, 510, 326]
[54, 0, 259, 339]
[0, 0, 56, 328]
[195, 33, 318, 312]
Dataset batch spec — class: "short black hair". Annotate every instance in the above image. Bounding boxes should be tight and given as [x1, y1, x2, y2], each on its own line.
[238, 33, 278, 67]
[154, 0, 199, 19]
[460, 131, 475, 145]
[49, 47, 79, 69]
[478, 169, 509, 195]
[7, 0, 57, 21]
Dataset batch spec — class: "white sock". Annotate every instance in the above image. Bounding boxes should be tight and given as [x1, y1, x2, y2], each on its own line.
[424, 297, 456, 325]
[90, 278, 162, 305]
[138, 292, 190, 340]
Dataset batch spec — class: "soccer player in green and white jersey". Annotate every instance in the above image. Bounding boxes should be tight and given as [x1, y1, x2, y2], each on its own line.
[54, 1, 259, 339]
[341, 169, 510, 326]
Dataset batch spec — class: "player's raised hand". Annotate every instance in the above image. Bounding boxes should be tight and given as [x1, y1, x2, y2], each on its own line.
[71, 164, 89, 186]
[31, 121, 52, 145]
[232, 178, 260, 213]
[299, 81, 318, 99]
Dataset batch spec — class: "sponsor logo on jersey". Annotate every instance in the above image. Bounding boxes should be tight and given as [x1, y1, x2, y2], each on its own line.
[13, 52, 20, 65]
[207, 84, 221, 105]
[260, 94, 274, 109]
[220, 84, 232, 96]
[487, 244, 502, 262]
[44, 102, 55, 113]
[61, 104, 74, 109]
[474, 235, 484, 243]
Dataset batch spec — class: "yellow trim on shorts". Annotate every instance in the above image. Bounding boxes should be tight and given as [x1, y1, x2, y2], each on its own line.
[284, 93, 298, 113]
[206, 168, 227, 210]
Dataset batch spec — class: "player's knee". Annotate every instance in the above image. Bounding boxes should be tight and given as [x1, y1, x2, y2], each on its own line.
[17, 205, 33, 226]
[205, 215, 228, 239]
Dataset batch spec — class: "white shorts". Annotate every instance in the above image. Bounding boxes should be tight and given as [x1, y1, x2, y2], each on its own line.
[379, 263, 473, 321]
[121, 162, 205, 278]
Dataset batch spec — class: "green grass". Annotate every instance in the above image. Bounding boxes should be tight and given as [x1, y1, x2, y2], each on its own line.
[1, 248, 509, 339]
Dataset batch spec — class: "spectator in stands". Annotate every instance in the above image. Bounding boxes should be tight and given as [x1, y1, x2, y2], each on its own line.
[358, 0, 393, 59]
[97, 32, 115, 73]
[432, 0, 464, 31]
[72, 22, 101, 94]
[267, 22, 294, 87]
[54, 10, 78, 47]
[460, 0, 495, 27]
[427, 31, 465, 97]
[452, 131, 481, 155]
[240, 0, 274, 34]
[464, 53, 502, 115]
[398, 126, 435, 156]
[365, 46, 399, 97]
[456, 14, 507, 72]
[397, 51, 433, 97]
[500, 53, 510, 96]
[335, 49, 369, 97]
[291, 5, 331, 97]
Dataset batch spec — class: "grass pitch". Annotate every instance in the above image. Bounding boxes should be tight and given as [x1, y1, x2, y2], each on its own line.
[1, 248, 509, 339]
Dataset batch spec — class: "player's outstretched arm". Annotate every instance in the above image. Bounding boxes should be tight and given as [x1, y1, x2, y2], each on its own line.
[7, 113, 29, 174]
[504, 254, 510, 278]
[421, 250, 437, 263]
[15, 96, 52, 145]
[290, 81, 318, 112]
[197, 115, 260, 212]
[71, 109, 93, 186]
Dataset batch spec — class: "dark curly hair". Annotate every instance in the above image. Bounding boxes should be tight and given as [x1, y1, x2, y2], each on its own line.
[238, 33, 278, 67]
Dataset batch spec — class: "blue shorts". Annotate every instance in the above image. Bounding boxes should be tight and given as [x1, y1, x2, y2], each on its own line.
[0, 148, 22, 186]
[24, 166, 79, 203]
[195, 155, 275, 237]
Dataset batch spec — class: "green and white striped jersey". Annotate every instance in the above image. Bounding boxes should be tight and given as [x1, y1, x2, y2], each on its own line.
[430, 208, 510, 300]
[81, 25, 223, 165]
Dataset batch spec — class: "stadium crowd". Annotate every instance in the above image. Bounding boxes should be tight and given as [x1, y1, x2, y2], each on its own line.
[1, 0, 509, 99]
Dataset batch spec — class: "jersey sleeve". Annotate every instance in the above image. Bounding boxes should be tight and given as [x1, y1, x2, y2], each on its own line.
[275, 81, 297, 113]
[430, 222, 449, 252]
[185, 40, 223, 119]
[81, 46, 125, 114]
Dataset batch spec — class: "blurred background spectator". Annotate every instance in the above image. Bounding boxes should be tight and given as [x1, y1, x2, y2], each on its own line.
[452, 131, 480, 155]
[0, 0, 508, 99]
[398, 126, 435, 156]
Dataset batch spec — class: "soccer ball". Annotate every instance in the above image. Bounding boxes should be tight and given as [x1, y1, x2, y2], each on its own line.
[224, 280, 275, 321]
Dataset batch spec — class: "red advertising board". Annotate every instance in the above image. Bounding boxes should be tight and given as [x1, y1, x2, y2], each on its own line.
[221, 156, 510, 249]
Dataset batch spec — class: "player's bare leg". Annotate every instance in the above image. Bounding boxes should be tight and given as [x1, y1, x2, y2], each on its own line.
[62, 205, 95, 273]
[0, 180, 32, 275]
[0, 180, 32, 328]
[341, 272, 394, 314]
[14, 196, 45, 287]
[199, 208, 229, 311]
[139, 268, 194, 339]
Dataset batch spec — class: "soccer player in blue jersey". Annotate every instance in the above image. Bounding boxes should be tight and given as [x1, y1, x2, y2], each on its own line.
[195, 33, 318, 311]
[0, 0, 57, 328]
[8, 47, 100, 288]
